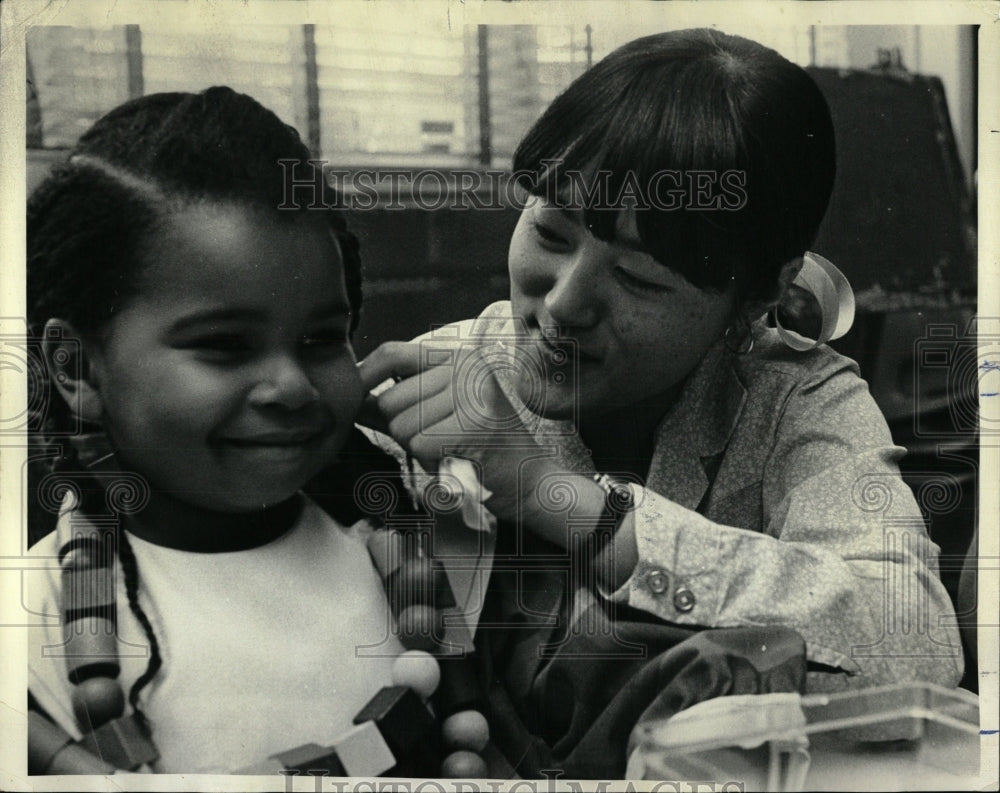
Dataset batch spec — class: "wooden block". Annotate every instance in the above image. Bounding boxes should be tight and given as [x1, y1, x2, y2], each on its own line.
[352, 686, 437, 776]
[270, 742, 346, 775]
[76, 713, 159, 770]
[332, 721, 396, 777]
[441, 613, 475, 654]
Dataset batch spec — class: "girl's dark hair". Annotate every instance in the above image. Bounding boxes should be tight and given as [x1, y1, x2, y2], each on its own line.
[28, 86, 360, 347]
[513, 28, 836, 312]
[27, 87, 360, 733]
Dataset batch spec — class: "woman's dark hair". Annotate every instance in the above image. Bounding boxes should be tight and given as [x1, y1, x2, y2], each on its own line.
[513, 28, 836, 313]
[26, 87, 361, 734]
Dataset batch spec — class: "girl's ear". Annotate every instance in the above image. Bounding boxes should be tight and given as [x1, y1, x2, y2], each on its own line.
[42, 318, 105, 423]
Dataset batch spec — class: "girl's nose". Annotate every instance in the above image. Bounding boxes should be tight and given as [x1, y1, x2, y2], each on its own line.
[543, 247, 604, 328]
[247, 355, 320, 411]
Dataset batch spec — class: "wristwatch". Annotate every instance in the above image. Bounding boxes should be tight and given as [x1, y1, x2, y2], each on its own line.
[592, 473, 635, 535]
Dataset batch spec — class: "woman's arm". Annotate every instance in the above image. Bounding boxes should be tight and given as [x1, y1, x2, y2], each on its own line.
[358, 338, 964, 692]
[603, 361, 964, 693]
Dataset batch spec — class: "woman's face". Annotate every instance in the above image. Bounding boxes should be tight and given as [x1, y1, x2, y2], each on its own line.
[508, 196, 736, 421]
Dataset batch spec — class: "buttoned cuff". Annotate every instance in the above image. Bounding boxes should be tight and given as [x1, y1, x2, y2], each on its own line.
[620, 487, 723, 625]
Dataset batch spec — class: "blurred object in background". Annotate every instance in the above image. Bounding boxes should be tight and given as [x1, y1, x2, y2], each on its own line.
[803, 57, 978, 692]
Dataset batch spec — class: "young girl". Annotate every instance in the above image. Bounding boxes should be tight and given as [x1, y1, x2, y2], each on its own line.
[25, 87, 441, 774]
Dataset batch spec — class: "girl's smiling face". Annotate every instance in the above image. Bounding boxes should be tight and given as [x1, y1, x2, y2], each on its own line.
[508, 197, 736, 421]
[81, 202, 362, 513]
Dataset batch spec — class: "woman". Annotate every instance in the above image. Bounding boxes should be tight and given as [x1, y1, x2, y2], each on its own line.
[358, 29, 962, 776]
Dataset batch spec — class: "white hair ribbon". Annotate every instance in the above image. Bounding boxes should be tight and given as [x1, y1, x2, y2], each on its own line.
[774, 251, 855, 351]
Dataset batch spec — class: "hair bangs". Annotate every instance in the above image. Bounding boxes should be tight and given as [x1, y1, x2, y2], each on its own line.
[512, 29, 835, 305]
[514, 45, 752, 292]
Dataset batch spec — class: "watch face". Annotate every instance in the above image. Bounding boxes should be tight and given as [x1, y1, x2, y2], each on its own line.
[594, 474, 635, 521]
[602, 478, 635, 514]
[609, 482, 635, 512]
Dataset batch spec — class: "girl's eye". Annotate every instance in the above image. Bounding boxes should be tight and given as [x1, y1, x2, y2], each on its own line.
[615, 268, 672, 294]
[188, 335, 253, 356]
[300, 329, 349, 352]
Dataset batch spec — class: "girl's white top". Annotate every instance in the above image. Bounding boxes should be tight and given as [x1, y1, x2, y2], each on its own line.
[27, 494, 403, 773]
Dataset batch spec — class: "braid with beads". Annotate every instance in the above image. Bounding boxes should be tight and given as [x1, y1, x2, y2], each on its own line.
[27, 86, 363, 735]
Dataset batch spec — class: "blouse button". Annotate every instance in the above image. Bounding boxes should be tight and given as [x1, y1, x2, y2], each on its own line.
[647, 570, 669, 594]
[673, 586, 696, 613]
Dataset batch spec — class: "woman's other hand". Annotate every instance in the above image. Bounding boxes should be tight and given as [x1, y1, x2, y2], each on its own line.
[357, 340, 550, 523]
[358, 340, 638, 588]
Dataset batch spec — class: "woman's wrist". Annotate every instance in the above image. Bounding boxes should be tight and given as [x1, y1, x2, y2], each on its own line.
[511, 471, 639, 591]
[595, 509, 638, 592]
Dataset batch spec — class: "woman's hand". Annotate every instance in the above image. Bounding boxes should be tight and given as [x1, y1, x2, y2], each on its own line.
[357, 340, 554, 524]
[357, 340, 639, 590]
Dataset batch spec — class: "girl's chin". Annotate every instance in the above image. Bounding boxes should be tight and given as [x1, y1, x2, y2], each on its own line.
[160, 471, 310, 514]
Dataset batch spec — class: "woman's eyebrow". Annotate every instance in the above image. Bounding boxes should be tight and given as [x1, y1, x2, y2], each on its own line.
[550, 202, 650, 254]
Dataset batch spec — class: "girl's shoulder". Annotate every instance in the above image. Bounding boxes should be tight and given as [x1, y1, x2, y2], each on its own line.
[24, 520, 64, 617]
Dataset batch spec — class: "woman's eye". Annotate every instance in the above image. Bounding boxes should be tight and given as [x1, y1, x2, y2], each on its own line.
[532, 221, 569, 247]
[615, 268, 671, 294]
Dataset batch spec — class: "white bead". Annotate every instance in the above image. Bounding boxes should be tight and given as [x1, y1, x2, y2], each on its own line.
[390, 649, 441, 699]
